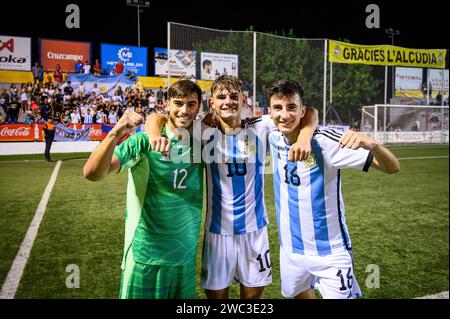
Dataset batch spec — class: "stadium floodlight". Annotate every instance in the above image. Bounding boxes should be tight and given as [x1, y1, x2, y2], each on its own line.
[385, 28, 400, 100]
[126, 0, 150, 47]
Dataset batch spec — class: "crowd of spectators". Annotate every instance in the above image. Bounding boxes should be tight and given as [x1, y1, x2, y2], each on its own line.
[0, 69, 168, 126]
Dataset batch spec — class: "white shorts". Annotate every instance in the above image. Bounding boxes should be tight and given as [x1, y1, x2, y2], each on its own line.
[201, 227, 273, 290]
[280, 245, 362, 299]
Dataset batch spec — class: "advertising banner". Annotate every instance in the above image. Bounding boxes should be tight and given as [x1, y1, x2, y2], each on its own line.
[361, 131, 449, 144]
[200, 52, 238, 80]
[0, 36, 31, 71]
[101, 43, 148, 76]
[0, 123, 35, 141]
[428, 69, 449, 91]
[154, 47, 196, 77]
[395, 67, 423, 90]
[329, 40, 446, 68]
[39, 39, 91, 72]
[54, 123, 91, 141]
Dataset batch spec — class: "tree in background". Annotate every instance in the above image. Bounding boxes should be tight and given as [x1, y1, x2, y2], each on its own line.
[192, 29, 383, 125]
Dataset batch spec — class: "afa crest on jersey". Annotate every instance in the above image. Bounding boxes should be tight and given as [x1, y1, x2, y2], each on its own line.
[304, 152, 317, 168]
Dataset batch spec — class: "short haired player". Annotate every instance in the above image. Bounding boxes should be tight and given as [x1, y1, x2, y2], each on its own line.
[267, 79, 400, 299]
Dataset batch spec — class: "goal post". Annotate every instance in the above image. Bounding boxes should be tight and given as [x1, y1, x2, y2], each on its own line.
[361, 104, 449, 144]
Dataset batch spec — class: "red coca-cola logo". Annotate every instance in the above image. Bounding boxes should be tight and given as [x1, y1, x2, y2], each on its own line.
[0, 126, 31, 136]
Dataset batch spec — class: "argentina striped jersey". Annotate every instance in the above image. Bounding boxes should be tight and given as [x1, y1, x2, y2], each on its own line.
[269, 127, 373, 256]
[204, 115, 275, 235]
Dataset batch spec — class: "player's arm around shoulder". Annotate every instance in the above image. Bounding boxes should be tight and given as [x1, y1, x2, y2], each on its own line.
[83, 110, 143, 181]
[144, 112, 171, 153]
[289, 107, 319, 162]
[339, 129, 400, 174]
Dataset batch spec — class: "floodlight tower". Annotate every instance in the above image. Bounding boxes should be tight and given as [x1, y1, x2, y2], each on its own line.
[126, 0, 150, 47]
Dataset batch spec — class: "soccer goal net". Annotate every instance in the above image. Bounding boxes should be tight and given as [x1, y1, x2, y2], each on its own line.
[361, 104, 449, 144]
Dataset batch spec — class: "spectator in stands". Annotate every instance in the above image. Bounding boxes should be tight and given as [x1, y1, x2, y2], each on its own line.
[74, 59, 84, 73]
[128, 71, 137, 81]
[59, 109, 70, 126]
[43, 117, 55, 162]
[30, 99, 40, 118]
[93, 59, 102, 76]
[70, 107, 81, 124]
[53, 64, 63, 88]
[96, 108, 106, 124]
[76, 82, 86, 98]
[148, 93, 156, 113]
[38, 65, 45, 84]
[83, 61, 91, 74]
[10, 84, 18, 98]
[0, 101, 6, 121]
[115, 59, 124, 74]
[40, 97, 53, 121]
[83, 108, 93, 124]
[91, 83, 101, 96]
[20, 84, 28, 113]
[0, 89, 9, 106]
[23, 111, 34, 124]
[436, 91, 443, 105]
[156, 86, 164, 105]
[363, 119, 372, 131]
[31, 62, 41, 85]
[64, 81, 74, 97]
[26, 81, 33, 100]
[108, 107, 118, 124]
[6, 96, 20, 123]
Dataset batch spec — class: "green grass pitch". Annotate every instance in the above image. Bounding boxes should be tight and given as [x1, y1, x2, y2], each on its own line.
[0, 145, 448, 298]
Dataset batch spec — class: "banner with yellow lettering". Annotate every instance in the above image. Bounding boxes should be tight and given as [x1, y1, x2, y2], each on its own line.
[329, 40, 446, 68]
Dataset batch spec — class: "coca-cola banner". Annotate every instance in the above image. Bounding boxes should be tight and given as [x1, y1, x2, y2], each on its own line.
[0, 123, 35, 141]
[0, 36, 31, 71]
[0, 124, 103, 141]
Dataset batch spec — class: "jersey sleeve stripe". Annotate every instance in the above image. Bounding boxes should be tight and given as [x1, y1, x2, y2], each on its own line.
[314, 132, 340, 143]
[362, 152, 373, 172]
[337, 169, 351, 250]
[209, 162, 222, 233]
[322, 129, 343, 139]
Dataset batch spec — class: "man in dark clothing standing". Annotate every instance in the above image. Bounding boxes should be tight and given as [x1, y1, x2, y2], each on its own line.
[43, 118, 55, 162]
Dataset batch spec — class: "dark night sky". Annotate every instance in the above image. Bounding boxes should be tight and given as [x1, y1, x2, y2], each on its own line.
[1, 0, 449, 73]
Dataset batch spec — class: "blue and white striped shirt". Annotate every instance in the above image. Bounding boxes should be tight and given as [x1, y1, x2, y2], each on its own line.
[204, 116, 274, 235]
[269, 127, 373, 256]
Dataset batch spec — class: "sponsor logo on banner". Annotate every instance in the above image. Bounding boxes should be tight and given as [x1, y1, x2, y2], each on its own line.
[0, 124, 34, 141]
[395, 67, 423, 90]
[154, 47, 196, 77]
[101, 43, 148, 76]
[40, 38, 91, 72]
[429, 69, 449, 91]
[329, 40, 446, 68]
[0, 36, 31, 71]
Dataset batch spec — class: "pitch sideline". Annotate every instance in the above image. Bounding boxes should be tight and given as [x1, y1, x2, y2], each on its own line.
[0, 160, 62, 299]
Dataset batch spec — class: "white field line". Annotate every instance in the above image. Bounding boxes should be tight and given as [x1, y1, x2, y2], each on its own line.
[398, 156, 448, 160]
[388, 145, 449, 150]
[0, 158, 87, 164]
[415, 291, 449, 299]
[0, 160, 62, 299]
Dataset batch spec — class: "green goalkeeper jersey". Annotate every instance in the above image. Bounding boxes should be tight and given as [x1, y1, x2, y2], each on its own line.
[113, 125, 203, 267]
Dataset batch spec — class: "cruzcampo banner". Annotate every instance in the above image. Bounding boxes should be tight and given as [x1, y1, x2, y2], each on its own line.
[329, 40, 446, 68]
